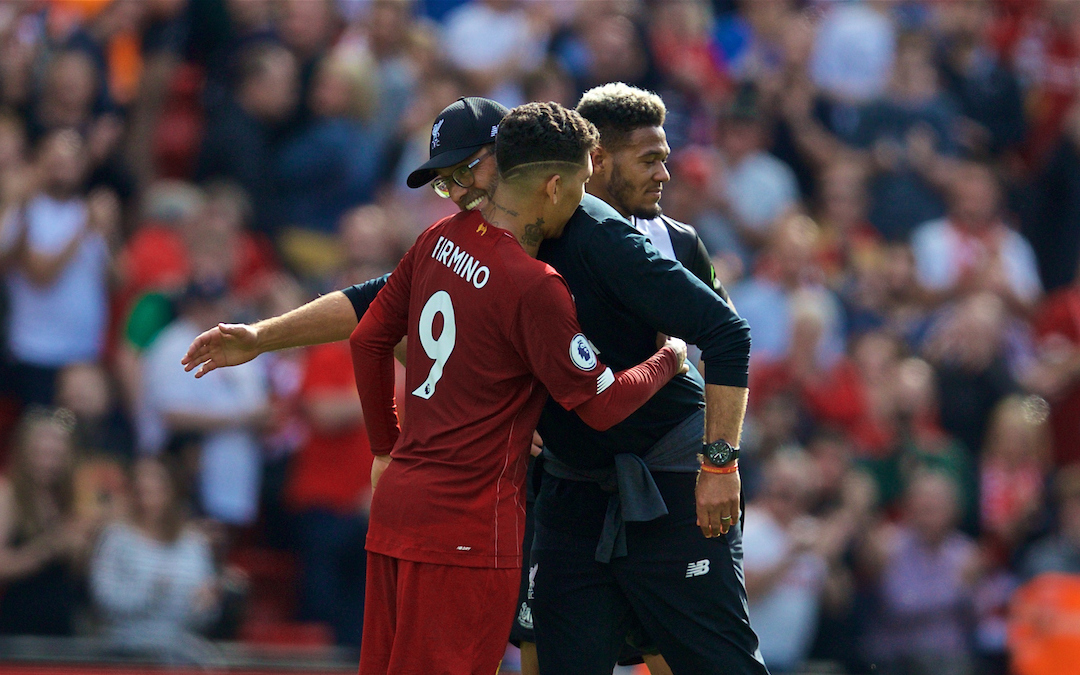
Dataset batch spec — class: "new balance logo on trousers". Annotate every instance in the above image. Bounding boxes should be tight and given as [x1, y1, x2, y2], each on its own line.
[685, 559, 711, 577]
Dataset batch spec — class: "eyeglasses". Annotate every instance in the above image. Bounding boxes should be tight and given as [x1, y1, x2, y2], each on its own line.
[431, 148, 492, 199]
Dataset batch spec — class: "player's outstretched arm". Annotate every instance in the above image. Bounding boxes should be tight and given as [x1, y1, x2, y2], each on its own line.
[181, 322, 260, 378]
[182, 291, 358, 377]
[573, 337, 687, 431]
[182, 275, 391, 378]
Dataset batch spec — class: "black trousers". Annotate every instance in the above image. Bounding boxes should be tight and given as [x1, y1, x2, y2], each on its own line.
[532, 471, 769, 675]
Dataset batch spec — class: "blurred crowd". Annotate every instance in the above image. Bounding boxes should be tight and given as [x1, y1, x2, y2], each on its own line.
[0, 0, 1079, 673]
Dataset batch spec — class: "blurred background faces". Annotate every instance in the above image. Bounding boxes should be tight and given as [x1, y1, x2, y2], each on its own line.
[1, 1, 1080, 674]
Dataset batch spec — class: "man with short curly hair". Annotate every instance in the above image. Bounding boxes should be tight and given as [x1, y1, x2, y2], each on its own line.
[577, 82, 666, 154]
[576, 82, 722, 291]
[520, 83, 764, 675]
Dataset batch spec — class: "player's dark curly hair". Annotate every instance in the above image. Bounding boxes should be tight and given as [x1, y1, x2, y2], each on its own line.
[575, 83, 666, 150]
[496, 102, 599, 180]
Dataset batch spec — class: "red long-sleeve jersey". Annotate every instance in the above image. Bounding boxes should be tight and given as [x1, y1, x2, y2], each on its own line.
[350, 210, 677, 568]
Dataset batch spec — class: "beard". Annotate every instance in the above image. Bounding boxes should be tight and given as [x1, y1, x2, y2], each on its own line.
[608, 162, 662, 219]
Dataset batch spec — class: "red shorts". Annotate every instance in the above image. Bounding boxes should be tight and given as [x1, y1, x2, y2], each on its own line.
[359, 551, 519, 675]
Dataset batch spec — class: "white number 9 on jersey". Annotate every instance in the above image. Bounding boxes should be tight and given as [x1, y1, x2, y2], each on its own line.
[412, 290, 456, 399]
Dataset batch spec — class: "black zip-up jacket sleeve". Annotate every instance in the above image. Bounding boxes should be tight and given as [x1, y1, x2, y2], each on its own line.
[577, 214, 751, 388]
[341, 273, 390, 322]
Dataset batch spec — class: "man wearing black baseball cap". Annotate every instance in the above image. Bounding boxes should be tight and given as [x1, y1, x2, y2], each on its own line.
[183, 96, 513, 370]
[406, 96, 508, 191]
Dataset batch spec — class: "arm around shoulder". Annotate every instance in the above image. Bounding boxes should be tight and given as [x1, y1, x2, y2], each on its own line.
[574, 339, 685, 431]
[585, 220, 749, 379]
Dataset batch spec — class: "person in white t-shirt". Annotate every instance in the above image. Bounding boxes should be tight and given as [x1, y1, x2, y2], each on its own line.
[441, 0, 549, 107]
[140, 278, 269, 526]
[743, 450, 829, 674]
[705, 87, 800, 263]
[911, 162, 1042, 316]
[2, 129, 118, 405]
[811, 1, 897, 104]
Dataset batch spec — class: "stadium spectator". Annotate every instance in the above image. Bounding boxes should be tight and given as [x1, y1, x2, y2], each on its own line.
[1024, 100, 1080, 294]
[3, 130, 118, 406]
[27, 49, 109, 143]
[358, 0, 422, 144]
[713, 0, 795, 87]
[90, 456, 220, 664]
[521, 61, 576, 109]
[860, 470, 980, 675]
[810, 0, 897, 105]
[138, 277, 269, 526]
[196, 42, 300, 234]
[441, 0, 548, 107]
[1011, 0, 1080, 170]
[648, 0, 729, 115]
[1022, 465, 1080, 579]
[55, 362, 134, 461]
[0, 407, 97, 636]
[731, 212, 846, 366]
[932, 0, 1026, 157]
[980, 394, 1051, 556]
[743, 449, 828, 673]
[277, 0, 341, 82]
[565, 10, 655, 93]
[748, 289, 873, 448]
[118, 181, 275, 410]
[1030, 256, 1080, 466]
[886, 356, 976, 522]
[851, 32, 960, 241]
[703, 83, 800, 259]
[803, 431, 879, 672]
[911, 162, 1042, 316]
[284, 337, 373, 648]
[116, 180, 204, 309]
[922, 293, 1022, 454]
[839, 240, 930, 345]
[336, 204, 402, 286]
[812, 158, 877, 271]
[272, 48, 385, 268]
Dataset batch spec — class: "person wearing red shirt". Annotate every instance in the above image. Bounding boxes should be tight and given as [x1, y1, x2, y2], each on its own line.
[349, 102, 685, 675]
[1031, 280, 1080, 465]
[284, 341, 375, 648]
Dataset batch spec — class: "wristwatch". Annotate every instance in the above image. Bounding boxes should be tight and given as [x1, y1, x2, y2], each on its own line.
[702, 439, 739, 467]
